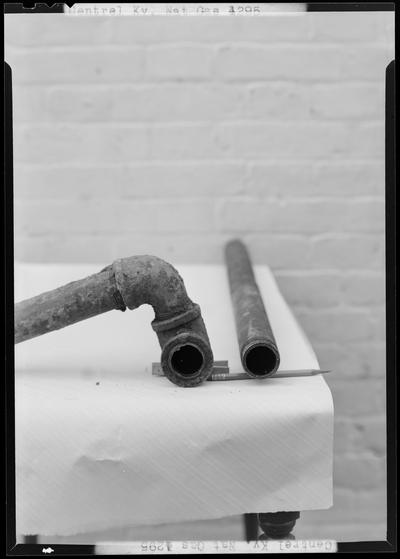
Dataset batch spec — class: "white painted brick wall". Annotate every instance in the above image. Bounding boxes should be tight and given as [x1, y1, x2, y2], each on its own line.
[6, 10, 394, 542]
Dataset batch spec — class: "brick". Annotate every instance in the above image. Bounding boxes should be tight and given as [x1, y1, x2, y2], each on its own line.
[13, 165, 119, 200]
[312, 162, 385, 197]
[353, 416, 386, 456]
[114, 233, 229, 264]
[380, 11, 395, 43]
[113, 84, 244, 121]
[252, 234, 385, 271]
[370, 309, 386, 341]
[14, 235, 118, 264]
[5, 14, 113, 46]
[313, 343, 346, 373]
[6, 12, 391, 50]
[119, 200, 216, 233]
[10, 86, 46, 122]
[14, 124, 149, 164]
[146, 45, 214, 80]
[109, 13, 312, 44]
[14, 162, 245, 200]
[214, 45, 393, 81]
[300, 487, 386, 526]
[43, 84, 245, 122]
[275, 271, 341, 307]
[314, 342, 386, 379]
[327, 379, 386, 417]
[310, 11, 393, 42]
[275, 270, 385, 308]
[217, 12, 313, 42]
[246, 162, 312, 196]
[348, 342, 386, 378]
[243, 83, 312, 119]
[309, 235, 385, 269]
[246, 161, 384, 198]
[338, 199, 385, 233]
[14, 199, 215, 236]
[6, 48, 144, 84]
[123, 161, 245, 196]
[14, 200, 124, 235]
[45, 87, 113, 122]
[334, 454, 386, 489]
[341, 272, 385, 306]
[310, 83, 384, 120]
[242, 234, 310, 269]
[293, 308, 375, 343]
[148, 124, 221, 159]
[216, 122, 384, 159]
[9, 83, 246, 124]
[333, 418, 357, 454]
[217, 198, 384, 234]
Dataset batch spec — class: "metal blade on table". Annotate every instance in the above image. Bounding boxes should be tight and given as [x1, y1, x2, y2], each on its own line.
[152, 362, 330, 380]
[152, 360, 229, 377]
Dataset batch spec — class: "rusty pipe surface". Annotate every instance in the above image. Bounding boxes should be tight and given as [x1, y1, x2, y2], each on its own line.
[15, 255, 214, 387]
[224, 239, 280, 378]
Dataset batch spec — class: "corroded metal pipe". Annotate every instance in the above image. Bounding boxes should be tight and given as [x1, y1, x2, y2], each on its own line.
[14, 255, 214, 387]
[225, 239, 280, 378]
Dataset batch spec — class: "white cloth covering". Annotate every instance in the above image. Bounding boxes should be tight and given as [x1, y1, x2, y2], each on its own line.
[14, 263, 333, 536]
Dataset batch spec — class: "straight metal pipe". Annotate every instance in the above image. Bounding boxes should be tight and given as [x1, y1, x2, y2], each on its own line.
[224, 239, 280, 378]
[14, 266, 124, 343]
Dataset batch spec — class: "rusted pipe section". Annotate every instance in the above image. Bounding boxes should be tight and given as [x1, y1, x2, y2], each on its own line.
[224, 239, 280, 378]
[14, 266, 125, 343]
[14, 255, 214, 387]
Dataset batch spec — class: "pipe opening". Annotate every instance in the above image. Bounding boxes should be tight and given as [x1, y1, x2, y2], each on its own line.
[245, 345, 278, 376]
[170, 344, 204, 376]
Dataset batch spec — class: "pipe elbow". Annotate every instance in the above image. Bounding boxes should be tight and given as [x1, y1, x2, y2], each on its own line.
[112, 256, 194, 320]
[112, 256, 214, 387]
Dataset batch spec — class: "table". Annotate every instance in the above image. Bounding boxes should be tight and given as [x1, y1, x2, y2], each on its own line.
[14, 263, 333, 541]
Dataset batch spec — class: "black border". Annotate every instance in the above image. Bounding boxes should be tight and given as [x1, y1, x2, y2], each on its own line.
[7, 544, 96, 555]
[4, 3, 397, 556]
[4, 3, 65, 13]
[384, 58, 397, 554]
[2, 2, 396, 14]
[337, 58, 398, 556]
[307, 2, 394, 11]
[4, 59, 96, 559]
[4, 60, 17, 556]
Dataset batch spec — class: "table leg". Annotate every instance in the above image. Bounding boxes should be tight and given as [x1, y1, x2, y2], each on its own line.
[24, 535, 38, 544]
[244, 513, 259, 541]
[258, 511, 300, 540]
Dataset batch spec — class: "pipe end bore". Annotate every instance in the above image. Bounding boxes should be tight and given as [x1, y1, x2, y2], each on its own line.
[161, 333, 213, 387]
[243, 342, 280, 379]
